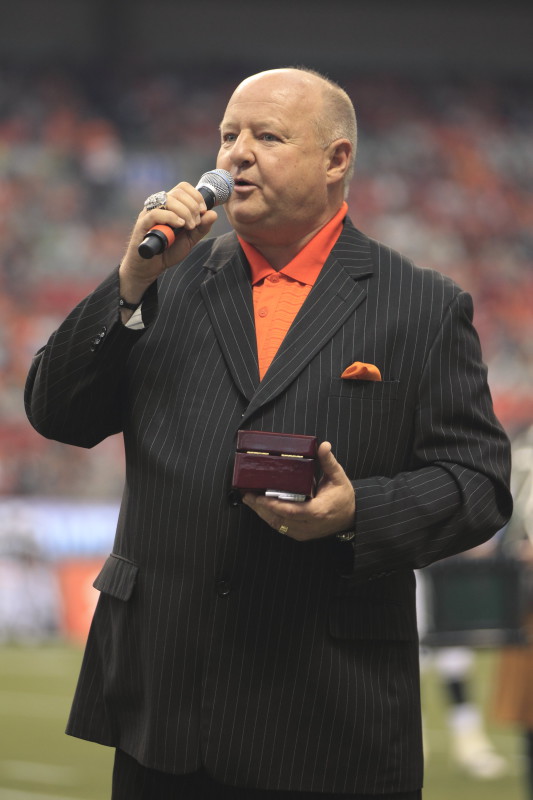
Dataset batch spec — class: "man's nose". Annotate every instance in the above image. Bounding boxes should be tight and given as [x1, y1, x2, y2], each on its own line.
[229, 132, 255, 166]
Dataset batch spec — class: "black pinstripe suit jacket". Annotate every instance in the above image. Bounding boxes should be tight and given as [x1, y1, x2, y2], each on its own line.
[25, 218, 512, 794]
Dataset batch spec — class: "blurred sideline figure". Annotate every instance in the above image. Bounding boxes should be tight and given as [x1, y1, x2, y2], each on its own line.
[492, 426, 533, 799]
[417, 577, 507, 779]
[420, 645, 506, 779]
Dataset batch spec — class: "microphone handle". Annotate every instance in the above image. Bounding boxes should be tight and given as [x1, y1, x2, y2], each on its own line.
[138, 186, 215, 260]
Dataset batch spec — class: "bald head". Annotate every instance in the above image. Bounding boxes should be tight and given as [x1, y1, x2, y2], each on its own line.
[232, 68, 357, 192]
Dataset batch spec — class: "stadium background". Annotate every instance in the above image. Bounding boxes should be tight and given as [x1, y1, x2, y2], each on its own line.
[0, 1, 532, 798]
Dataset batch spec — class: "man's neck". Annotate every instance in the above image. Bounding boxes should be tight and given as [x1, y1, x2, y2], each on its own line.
[242, 213, 344, 271]
[249, 228, 323, 271]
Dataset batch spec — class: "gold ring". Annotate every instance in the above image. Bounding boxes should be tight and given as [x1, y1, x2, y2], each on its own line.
[278, 524, 289, 535]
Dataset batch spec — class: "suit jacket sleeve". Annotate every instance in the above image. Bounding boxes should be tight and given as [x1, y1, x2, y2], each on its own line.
[24, 268, 157, 448]
[349, 288, 512, 577]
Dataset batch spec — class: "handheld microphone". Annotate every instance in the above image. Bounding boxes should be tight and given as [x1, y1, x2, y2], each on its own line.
[138, 169, 235, 259]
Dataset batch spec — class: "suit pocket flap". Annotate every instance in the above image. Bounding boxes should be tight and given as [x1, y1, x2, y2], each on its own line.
[93, 553, 138, 601]
[329, 598, 417, 641]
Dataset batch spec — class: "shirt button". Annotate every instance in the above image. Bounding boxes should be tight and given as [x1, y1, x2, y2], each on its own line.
[216, 580, 232, 597]
[258, 307, 268, 318]
[268, 274, 280, 283]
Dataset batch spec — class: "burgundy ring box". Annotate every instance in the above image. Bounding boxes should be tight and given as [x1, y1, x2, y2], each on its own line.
[232, 430, 318, 502]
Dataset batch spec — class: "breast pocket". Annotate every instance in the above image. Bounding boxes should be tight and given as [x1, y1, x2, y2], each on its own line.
[325, 379, 401, 475]
[328, 378, 399, 402]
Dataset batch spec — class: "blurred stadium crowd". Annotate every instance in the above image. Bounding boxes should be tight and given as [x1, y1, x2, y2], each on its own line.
[0, 66, 532, 499]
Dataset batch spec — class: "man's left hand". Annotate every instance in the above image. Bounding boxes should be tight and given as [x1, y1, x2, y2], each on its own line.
[242, 441, 356, 541]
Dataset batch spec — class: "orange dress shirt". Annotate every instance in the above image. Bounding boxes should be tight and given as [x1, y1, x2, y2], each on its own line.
[239, 202, 348, 379]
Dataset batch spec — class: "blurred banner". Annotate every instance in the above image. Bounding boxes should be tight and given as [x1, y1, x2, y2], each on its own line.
[56, 557, 106, 642]
[0, 499, 117, 644]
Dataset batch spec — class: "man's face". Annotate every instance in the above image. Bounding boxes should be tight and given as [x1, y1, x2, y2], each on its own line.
[216, 71, 338, 247]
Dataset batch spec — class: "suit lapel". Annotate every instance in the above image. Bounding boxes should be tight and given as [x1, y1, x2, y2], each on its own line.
[200, 220, 374, 414]
[201, 234, 259, 401]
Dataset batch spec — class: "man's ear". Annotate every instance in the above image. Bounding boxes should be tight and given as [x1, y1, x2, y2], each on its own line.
[326, 139, 352, 185]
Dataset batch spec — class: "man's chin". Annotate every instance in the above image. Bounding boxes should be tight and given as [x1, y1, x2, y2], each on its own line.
[226, 206, 266, 233]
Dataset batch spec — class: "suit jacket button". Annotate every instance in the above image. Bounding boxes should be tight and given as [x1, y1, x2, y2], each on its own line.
[216, 580, 231, 597]
[227, 490, 241, 507]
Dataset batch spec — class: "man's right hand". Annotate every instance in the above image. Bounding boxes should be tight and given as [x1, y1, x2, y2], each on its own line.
[119, 182, 219, 308]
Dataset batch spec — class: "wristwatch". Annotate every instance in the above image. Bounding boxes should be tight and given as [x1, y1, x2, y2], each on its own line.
[335, 530, 356, 542]
[335, 486, 357, 542]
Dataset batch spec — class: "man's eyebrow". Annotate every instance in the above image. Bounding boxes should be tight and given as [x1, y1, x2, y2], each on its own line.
[219, 119, 288, 134]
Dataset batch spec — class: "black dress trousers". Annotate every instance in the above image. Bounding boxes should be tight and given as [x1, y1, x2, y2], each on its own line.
[112, 750, 422, 800]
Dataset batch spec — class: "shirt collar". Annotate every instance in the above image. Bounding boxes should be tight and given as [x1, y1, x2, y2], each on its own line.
[239, 201, 348, 287]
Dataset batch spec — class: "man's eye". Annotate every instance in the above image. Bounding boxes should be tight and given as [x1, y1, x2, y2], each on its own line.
[261, 133, 278, 142]
[222, 133, 237, 142]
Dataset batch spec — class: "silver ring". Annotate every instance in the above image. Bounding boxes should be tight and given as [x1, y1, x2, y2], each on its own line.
[278, 524, 289, 535]
[144, 191, 167, 211]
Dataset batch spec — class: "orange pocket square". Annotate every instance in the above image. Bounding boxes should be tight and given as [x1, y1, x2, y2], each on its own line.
[341, 361, 382, 381]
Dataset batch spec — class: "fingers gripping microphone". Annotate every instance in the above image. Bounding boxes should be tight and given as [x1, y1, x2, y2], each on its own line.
[138, 169, 235, 259]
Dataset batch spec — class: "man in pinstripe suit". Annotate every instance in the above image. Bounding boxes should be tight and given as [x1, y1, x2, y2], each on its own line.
[25, 68, 512, 799]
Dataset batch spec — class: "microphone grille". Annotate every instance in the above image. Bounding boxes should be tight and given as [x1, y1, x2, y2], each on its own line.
[196, 169, 234, 205]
